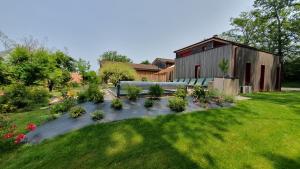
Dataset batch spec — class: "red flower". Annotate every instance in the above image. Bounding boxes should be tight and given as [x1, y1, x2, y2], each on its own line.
[26, 123, 36, 131]
[3, 133, 14, 139]
[15, 133, 26, 144]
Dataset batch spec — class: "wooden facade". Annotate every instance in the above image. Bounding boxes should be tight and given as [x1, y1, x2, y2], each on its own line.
[174, 37, 281, 92]
[135, 70, 166, 82]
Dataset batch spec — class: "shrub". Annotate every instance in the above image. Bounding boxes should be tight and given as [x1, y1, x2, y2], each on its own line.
[224, 95, 235, 103]
[214, 96, 225, 106]
[148, 84, 164, 98]
[60, 87, 68, 98]
[2, 84, 30, 108]
[141, 77, 148, 81]
[111, 98, 122, 110]
[1, 84, 49, 110]
[92, 92, 104, 103]
[69, 106, 86, 118]
[192, 85, 206, 100]
[91, 110, 104, 120]
[50, 98, 76, 114]
[207, 89, 219, 99]
[175, 86, 187, 99]
[99, 62, 137, 86]
[77, 84, 104, 103]
[144, 98, 154, 108]
[28, 86, 49, 105]
[168, 97, 186, 112]
[126, 85, 141, 101]
[88, 84, 104, 103]
[77, 91, 88, 103]
[0, 103, 17, 114]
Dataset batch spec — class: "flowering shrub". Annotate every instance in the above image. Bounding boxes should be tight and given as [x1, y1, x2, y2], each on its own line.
[1, 115, 37, 149]
[15, 134, 26, 144]
[26, 123, 37, 131]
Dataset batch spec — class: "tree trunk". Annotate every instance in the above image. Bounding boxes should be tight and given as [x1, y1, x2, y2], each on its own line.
[48, 80, 54, 92]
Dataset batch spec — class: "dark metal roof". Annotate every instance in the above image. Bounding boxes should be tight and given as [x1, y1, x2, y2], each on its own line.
[174, 36, 276, 55]
[152, 58, 175, 64]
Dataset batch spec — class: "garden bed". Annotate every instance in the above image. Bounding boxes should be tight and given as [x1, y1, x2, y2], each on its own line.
[26, 96, 234, 143]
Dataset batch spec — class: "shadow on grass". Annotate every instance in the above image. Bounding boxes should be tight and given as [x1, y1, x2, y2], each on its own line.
[1, 103, 255, 169]
[263, 153, 300, 169]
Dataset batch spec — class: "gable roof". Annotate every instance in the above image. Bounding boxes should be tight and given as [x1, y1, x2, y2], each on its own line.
[174, 36, 275, 55]
[130, 63, 160, 72]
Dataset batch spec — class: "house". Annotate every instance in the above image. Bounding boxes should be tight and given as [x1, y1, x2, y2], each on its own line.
[154, 65, 175, 82]
[130, 63, 161, 81]
[130, 58, 175, 82]
[174, 35, 281, 92]
[152, 58, 175, 69]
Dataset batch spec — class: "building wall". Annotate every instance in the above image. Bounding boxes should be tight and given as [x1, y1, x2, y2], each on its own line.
[175, 45, 233, 79]
[136, 70, 166, 82]
[175, 44, 280, 92]
[235, 46, 280, 92]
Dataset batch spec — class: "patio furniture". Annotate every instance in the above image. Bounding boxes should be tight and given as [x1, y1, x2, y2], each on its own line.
[194, 78, 205, 86]
[188, 78, 197, 86]
[202, 78, 214, 87]
[178, 78, 185, 82]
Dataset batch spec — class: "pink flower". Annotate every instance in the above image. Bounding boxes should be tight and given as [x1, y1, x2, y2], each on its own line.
[15, 133, 26, 144]
[26, 123, 36, 131]
[3, 133, 14, 139]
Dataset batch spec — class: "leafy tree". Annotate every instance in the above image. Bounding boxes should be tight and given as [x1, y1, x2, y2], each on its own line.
[284, 57, 300, 82]
[0, 59, 10, 85]
[8, 47, 48, 85]
[221, 0, 299, 63]
[218, 58, 229, 78]
[84, 71, 100, 84]
[141, 60, 150, 64]
[76, 58, 91, 84]
[99, 62, 137, 86]
[53, 51, 76, 72]
[98, 51, 132, 64]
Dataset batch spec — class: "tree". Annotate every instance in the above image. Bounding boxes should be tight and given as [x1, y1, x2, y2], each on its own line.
[141, 60, 150, 64]
[98, 51, 132, 65]
[99, 62, 137, 86]
[221, 0, 299, 63]
[218, 58, 229, 93]
[0, 59, 10, 85]
[8, 47, 48, 85]
[76, 58, 91, 84]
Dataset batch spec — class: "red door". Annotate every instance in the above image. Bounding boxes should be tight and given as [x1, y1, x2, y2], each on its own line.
[260, 65, 265, 91]
[245, 63, 251, 85]
[195, 65, 201, 78]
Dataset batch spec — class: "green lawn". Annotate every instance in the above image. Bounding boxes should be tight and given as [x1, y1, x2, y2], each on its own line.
[1, 92, 300, 169]
[6, 108, 52, 133]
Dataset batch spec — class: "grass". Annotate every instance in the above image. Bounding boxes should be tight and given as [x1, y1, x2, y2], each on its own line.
[4, 108, 52, 133]
[1, 92, 300, 169]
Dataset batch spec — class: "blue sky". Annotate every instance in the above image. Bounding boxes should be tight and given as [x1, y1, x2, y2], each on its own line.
[0, 0, 253, 70]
